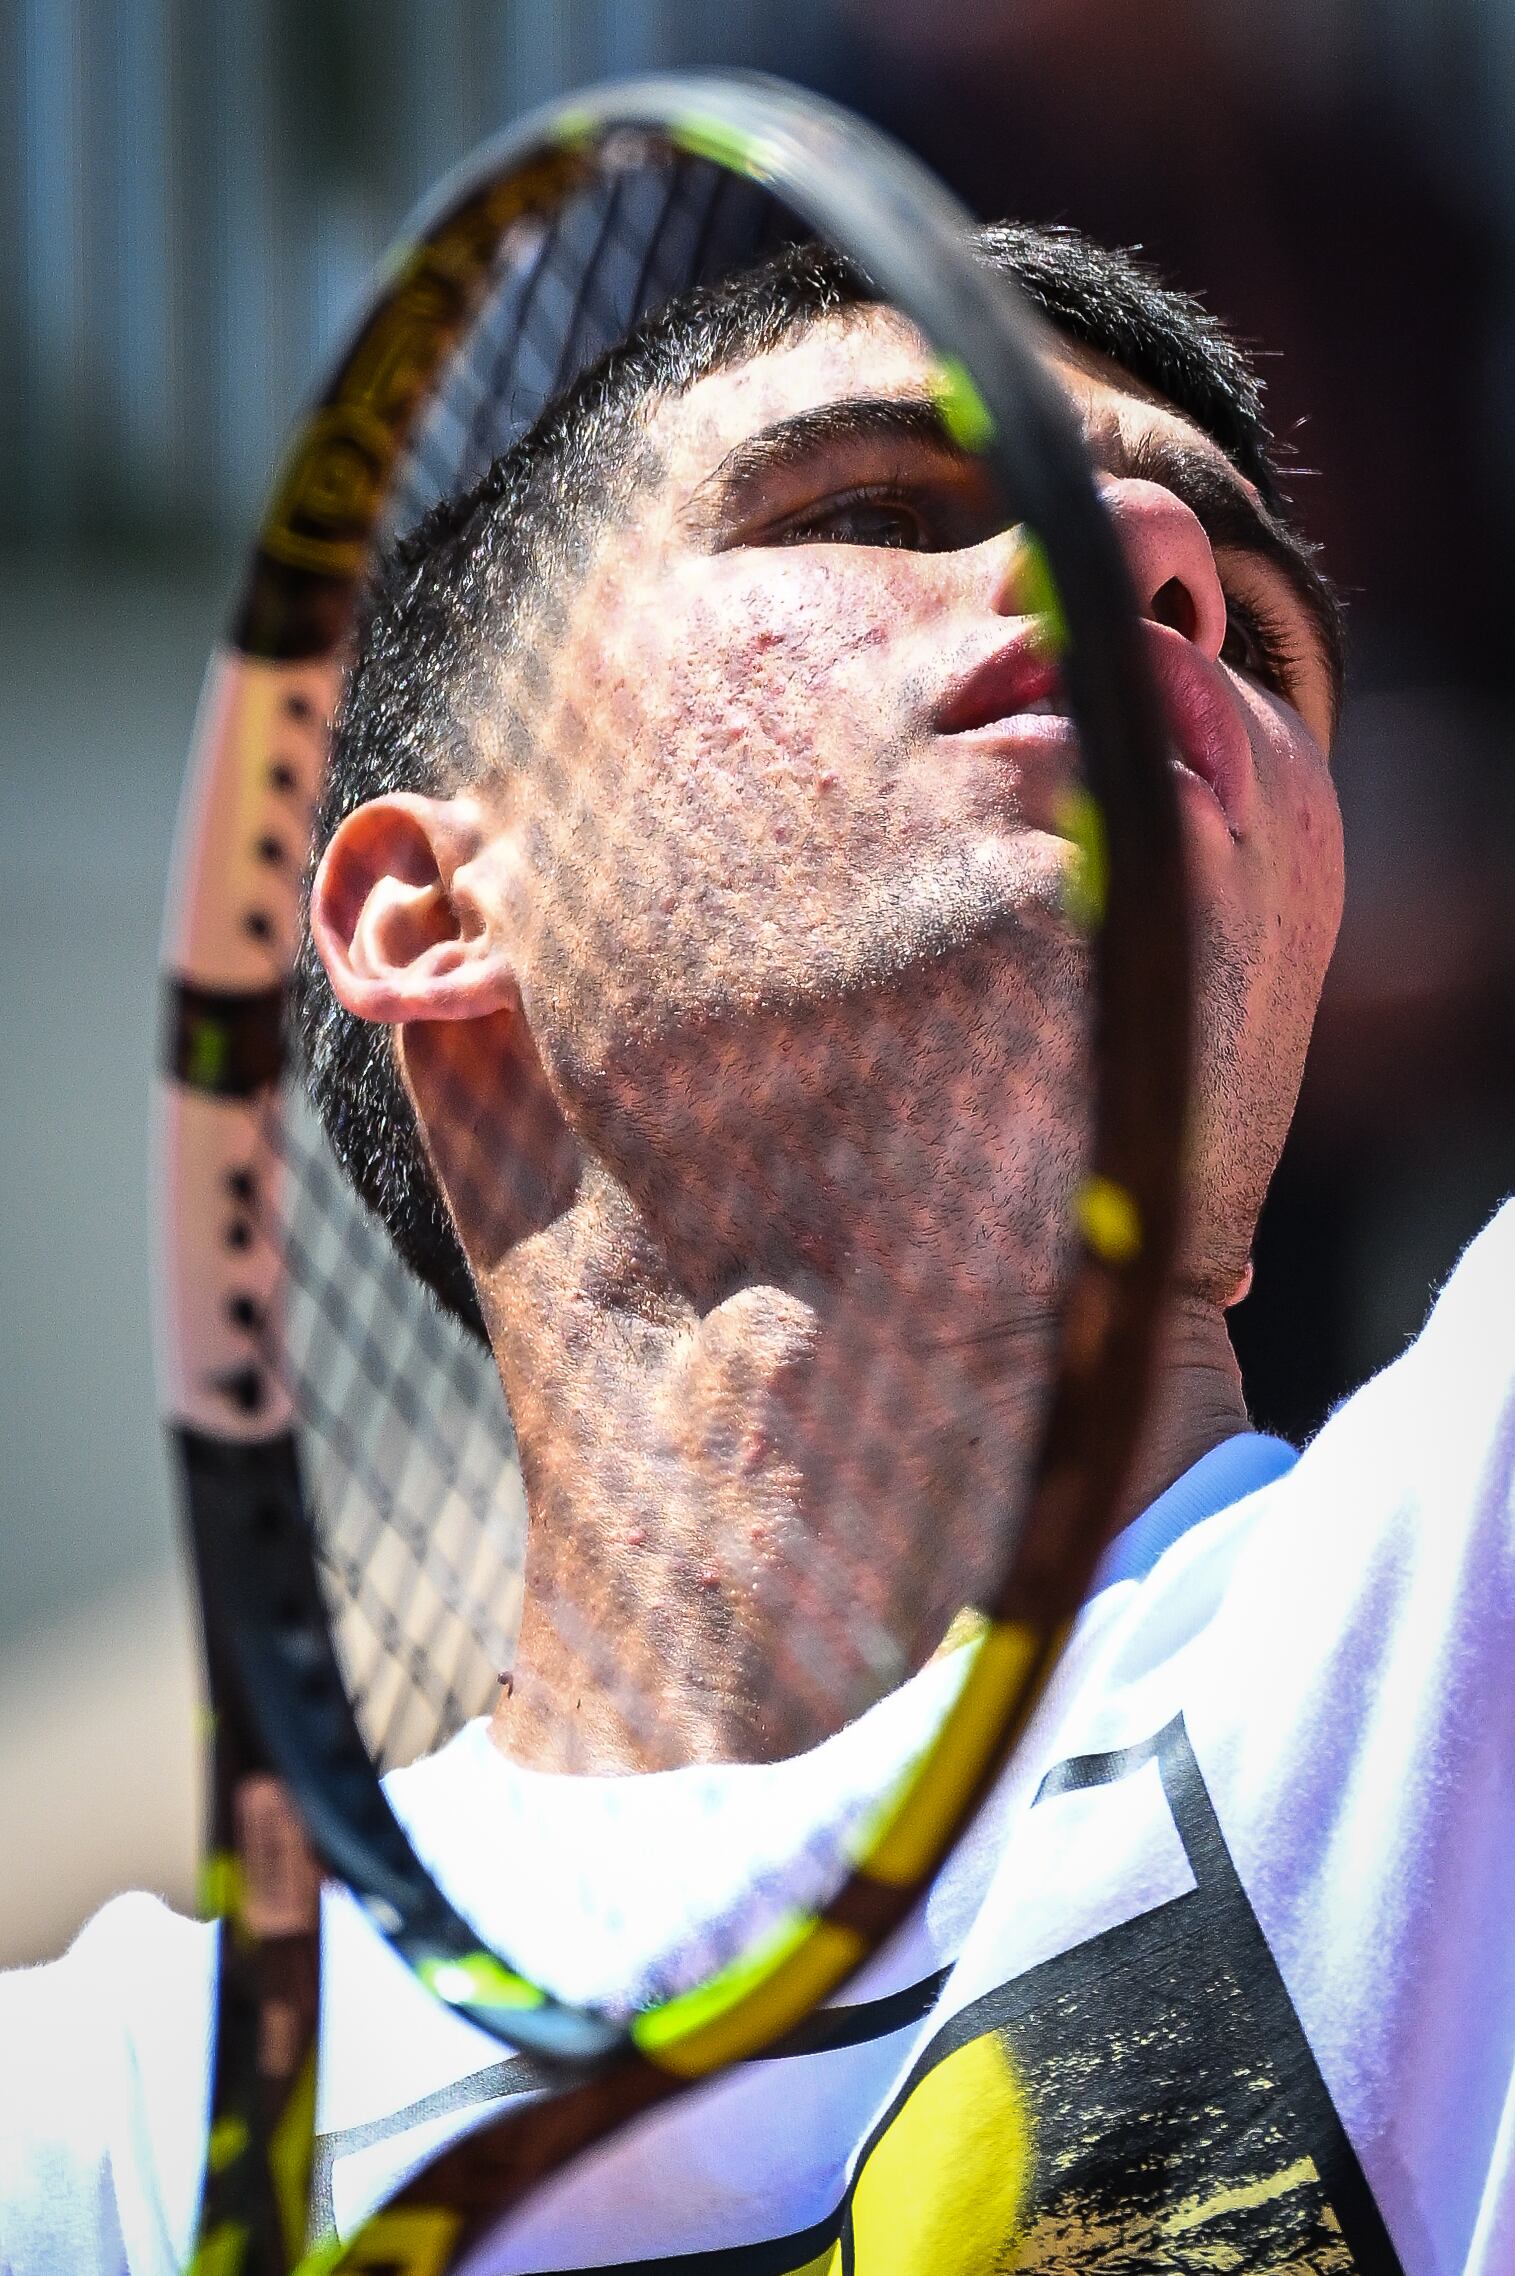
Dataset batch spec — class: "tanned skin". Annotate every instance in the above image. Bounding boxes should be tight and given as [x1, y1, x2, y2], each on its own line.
[311, 306, 1343, 1776]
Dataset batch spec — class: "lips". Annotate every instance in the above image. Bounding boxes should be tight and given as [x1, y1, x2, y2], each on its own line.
[1139, 628, 1251, 838]
[933, 630, 1063, 737]
[934, 620, 1252, 838]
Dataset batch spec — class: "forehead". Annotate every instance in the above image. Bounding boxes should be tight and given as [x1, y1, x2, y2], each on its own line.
[642, 299, 1256, 507]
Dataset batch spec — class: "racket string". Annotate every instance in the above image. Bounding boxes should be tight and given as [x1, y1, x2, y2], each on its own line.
[262, 1101, 522, 1757]
[389, 158, 789, 536]
[287, 162, 852, 1775]
[266, 1077, 901, 1773]
[264, 1099, 727, 1772]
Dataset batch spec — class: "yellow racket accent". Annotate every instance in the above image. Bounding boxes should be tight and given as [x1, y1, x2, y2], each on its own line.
[635, 1615, 1053, 2078]
[855, 1619, 1045, 1887]
[206, 2115, 249, 2176]
[198, 1851, 245, 1925]
[1077, 1172, 1143, 1265]
[187, 2221, 250, 2276]
[260, 159, 580, 578]
[294, 2243, 344, 2276]
[182, 1013, 231, 1092]
[307, 2207, 464, 2276]
[270, 2052, 319, 2266]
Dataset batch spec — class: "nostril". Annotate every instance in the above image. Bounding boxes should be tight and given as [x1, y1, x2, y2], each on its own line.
[1151, 576, 1198, 641]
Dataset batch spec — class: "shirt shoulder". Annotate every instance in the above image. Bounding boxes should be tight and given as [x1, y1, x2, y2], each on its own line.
[0, 1894, 213, 2276]
[1355, 1195, 1515, 1414]
[1282, 1196, 1515, 1574]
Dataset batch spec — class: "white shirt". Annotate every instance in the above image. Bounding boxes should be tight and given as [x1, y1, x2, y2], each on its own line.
[3, 1202, 1513, 2275]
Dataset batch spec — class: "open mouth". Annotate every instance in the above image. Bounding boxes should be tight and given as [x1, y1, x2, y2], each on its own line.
[934, 633, 1063, 737]
[936, 624, 1250, 837]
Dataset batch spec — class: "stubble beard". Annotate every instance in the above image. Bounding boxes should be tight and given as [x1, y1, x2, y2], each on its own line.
[537, 852, 1097, 1317]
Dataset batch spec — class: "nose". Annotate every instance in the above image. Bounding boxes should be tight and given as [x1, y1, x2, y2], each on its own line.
[1095, 477, 1229, 660]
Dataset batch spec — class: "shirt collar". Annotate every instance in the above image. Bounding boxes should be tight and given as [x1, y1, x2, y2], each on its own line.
[1090, 1429, 1297, 1596]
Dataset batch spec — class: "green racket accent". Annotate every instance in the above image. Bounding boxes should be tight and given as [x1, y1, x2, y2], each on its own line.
[1054, 783, 1110, 930]
[932, 354, 996, 453]
[1076, 1173, 1144, 1265]
[1020, 528, 1072, 656]
[622, 1625, 1049, 2081]
[416, 1951, 547, 2014]
[670, 113, 768, 177]
[184, 1015, 231, 1092]
[632, 1910, 865, 2078]
[552, 106, 597, 147]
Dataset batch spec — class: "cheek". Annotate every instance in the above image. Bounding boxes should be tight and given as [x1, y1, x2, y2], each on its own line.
[1254, 698, 1345, 965]
[631, 561, 913, 814]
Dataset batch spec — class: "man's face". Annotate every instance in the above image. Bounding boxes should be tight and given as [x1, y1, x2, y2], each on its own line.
[485, 303, 1344, 1306]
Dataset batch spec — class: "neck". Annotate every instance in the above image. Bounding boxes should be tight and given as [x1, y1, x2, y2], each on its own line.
[484, 1187, 1249, 1778]
[1116, 1290, 1252, 1525]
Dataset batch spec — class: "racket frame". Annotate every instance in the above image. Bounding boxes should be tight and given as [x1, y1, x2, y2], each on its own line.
[156, 69, 1190, 2264]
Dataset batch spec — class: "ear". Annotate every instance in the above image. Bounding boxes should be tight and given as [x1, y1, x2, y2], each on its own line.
[309, 792, 515, 1024]
[312, 790, 577, 1279]
[1224, 1259, 1255, 1309]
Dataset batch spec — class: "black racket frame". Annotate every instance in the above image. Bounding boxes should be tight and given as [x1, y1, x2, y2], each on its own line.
[159, 71, 1190, 2268]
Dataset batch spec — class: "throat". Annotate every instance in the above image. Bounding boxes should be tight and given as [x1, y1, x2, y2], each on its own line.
[488, 1274, 1053, 1777]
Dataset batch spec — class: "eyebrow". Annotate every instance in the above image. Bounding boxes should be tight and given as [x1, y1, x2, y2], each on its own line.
[686, 389, 1346, 724]
[683, 392, 964, 531]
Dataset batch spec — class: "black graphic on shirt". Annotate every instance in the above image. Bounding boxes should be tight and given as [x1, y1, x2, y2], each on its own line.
[815, 1714, 1407, 2274]
[319, 1716, 1407, 2273]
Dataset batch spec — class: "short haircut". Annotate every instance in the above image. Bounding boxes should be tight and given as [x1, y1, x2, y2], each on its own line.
[294, 221, 1325, 1344]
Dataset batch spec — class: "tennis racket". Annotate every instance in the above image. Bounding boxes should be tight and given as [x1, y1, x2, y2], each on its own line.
[155, 71, 1189, 2274]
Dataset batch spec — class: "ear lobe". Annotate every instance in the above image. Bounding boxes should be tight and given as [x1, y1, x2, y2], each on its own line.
[310, 793, 516, 1025]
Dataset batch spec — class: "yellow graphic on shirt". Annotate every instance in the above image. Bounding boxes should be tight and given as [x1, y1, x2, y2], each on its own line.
[1000, 2151, 1354, 2272]
[787, 2028, 1035, 2274]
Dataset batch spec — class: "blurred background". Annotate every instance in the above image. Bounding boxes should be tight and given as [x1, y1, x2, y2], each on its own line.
[2, 0, 1511, 1965]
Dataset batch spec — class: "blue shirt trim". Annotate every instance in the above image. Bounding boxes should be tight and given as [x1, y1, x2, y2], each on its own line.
[1090, 1430, 1298, 1595]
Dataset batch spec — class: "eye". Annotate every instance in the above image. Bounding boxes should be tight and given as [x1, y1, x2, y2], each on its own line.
[779, 489, 927, 551]
[1220, 593, 1296, 697]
